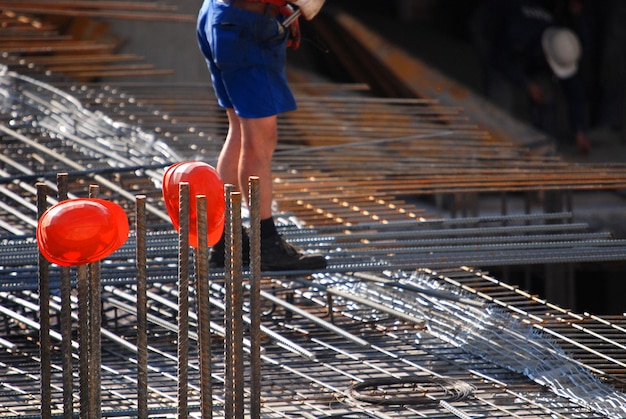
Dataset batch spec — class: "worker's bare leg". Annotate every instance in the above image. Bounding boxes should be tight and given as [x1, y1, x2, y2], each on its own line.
[210, 108, 326, 271]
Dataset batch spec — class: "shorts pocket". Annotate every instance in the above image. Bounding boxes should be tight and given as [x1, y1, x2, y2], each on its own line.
[212, 22, 249, 70]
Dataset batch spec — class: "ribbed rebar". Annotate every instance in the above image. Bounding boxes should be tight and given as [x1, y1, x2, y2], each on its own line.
[230, 190, 245, 419]
[56, 173, 74, 419]
[88, 183, 102, 419]
[76, 262, 89, 419]
[224, 184, 235, 419]
[194, 195, 213, 419]
[248, 176, 262, 419]
[135, 195, 148, 419]
[2, 10, 626, 418]
[36, 182, 51, 419]
[177, 182, 190, 419]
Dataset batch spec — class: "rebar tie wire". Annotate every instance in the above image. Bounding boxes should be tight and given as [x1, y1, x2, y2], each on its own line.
[334, 270, 626, 418]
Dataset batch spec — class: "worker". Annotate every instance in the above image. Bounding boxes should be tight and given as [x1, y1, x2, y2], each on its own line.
[196, 0, 328, 271]
[593, 0, 626, 137]
[469, 0, 592, 155]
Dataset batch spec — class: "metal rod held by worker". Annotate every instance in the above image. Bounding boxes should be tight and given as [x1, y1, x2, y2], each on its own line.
[282, 8, 301, 27]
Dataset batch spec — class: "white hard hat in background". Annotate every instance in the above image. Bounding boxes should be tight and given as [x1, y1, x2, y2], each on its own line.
[541, 27, 581, 79]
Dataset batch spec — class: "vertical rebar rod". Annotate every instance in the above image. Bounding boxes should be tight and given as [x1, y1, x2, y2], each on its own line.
[224, 184, 235, 419]
[224, 184, 247, 418]
[88, 184, 102, 419]
[195, 195, 213, 419]
[248, 176, 262, 419]
[77, 262, 89, 419]
[56, 173, 74, 419]
[36, 182, 51, 419]
[135, 195, 148, 419]
[177, 182, 190, 419]
[231, 191, 245, 419]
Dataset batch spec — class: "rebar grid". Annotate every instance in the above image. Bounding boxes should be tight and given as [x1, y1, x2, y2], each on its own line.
[0, 267, 619, 418]
[0, 12, 625, 418]
[302, 270, 626, 417]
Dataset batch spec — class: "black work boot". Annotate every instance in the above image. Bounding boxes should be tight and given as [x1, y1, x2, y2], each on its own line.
[260, 234, 327, 271]
[208, 230, 250, 268]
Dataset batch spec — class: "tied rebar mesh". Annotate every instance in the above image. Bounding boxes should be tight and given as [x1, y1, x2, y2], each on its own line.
[335, 271, 626, 418]
[0, 68, 181, 169]
[3, 37, 626, 416]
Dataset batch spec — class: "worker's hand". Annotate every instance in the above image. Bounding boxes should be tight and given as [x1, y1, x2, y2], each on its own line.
[289, 0, 325, 20]
[280, 5, 301, 50]
[527, 82, 546, 104]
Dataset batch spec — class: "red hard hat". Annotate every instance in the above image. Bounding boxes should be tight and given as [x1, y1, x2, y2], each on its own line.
[37, 198, 129, 266]
[162, 161, 225, 248]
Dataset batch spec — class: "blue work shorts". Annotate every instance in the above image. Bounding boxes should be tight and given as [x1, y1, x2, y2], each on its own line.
[197, 0, 297, 118]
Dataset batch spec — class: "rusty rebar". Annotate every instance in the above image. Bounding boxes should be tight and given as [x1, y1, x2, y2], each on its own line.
[195, 195, 213, 418]
[225, 187, 245, 419]
[56, 172, 74, 419]
[224, 184, 235, 419]
[135, 194, 148, 419]
[77, 262, 89, 419]
[248, 176, 262, 419]
[36, 181, 51, 419]
[177, 182, 190, 419]
[88, 184, 102, 419]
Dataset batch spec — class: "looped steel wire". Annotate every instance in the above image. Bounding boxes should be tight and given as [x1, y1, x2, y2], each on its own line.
[346, 376, 474, 406]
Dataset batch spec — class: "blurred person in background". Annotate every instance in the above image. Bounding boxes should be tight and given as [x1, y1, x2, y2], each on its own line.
[470, 0, 591, 155]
